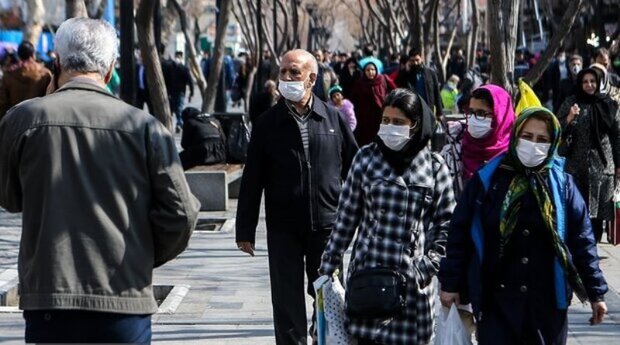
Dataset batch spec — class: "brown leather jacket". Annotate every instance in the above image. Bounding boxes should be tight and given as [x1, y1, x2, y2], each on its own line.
[0, 60, 51, 118]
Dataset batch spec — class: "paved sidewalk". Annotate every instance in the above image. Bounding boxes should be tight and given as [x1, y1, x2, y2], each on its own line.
[1, 199, 619, 344]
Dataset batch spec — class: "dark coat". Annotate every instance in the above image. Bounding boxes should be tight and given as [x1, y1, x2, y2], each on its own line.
[350, 74, 396, 146]
[395, 67, 443, 117]
[439, 164, 607, 331]
[235, 96, 358, 243]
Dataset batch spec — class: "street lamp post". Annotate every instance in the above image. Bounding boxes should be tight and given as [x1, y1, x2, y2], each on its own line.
[306, 4, 316, 51]
[120, 0, 135, 105]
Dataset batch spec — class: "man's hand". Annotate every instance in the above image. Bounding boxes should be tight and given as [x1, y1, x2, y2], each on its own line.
[590, 301, 607, 325]
[237, 241, 254, 257]
[440, 291, 460, 308]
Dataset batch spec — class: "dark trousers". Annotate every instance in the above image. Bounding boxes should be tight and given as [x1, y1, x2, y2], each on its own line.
[592, 218, 605, 243]
[136, 88, 153, 114]
[477, 301, 568, 345]
[169, 92, 186, 127]
[24, 310, 151, 344]
[266, 228, 332, 345]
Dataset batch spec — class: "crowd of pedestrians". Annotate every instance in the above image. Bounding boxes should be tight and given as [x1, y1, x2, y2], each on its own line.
[0, 16, 619, 345]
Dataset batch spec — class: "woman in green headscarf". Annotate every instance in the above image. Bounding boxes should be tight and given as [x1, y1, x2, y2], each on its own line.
[439, 107, 608, 345]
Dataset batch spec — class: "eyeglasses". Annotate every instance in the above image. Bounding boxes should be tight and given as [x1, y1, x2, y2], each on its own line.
[466, 109, 493, 121]
[381, 117, 418, 129]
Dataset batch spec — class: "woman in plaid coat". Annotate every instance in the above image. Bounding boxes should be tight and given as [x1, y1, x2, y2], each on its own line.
[319, 89, 456, 344]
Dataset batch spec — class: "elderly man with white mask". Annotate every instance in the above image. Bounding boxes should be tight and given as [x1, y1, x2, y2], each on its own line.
[0, 18, 200, 343]
[235, 49, 358, 344]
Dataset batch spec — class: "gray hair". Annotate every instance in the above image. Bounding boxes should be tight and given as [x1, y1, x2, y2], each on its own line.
[55, 18, 118, 78]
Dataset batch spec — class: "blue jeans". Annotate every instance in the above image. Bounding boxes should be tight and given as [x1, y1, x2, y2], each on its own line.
[169, 93, 186, 127]
[24, 310, 152, 344]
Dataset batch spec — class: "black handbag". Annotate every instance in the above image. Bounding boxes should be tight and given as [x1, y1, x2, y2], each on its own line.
[345, 267, 407, 319]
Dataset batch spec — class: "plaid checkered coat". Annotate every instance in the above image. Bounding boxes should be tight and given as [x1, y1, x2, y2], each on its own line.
[320, 143, 455, 345]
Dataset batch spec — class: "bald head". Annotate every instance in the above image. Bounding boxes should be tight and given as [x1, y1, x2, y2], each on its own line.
[282, 49, 319, 75]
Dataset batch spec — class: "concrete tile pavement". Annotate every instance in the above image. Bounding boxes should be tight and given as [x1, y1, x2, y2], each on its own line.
[1, 200, 619, 344]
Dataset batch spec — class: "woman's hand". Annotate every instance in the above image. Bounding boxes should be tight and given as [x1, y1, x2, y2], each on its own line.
[590, 301, 608, 325]
[440, 290, 460, 308]
[567, 103, 580, 124]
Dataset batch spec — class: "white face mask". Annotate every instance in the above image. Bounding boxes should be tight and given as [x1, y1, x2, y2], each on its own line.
[516, 138, 551, 168]
[378, 124, 412, 151]
[571, 65, 582, 75]
[467, 117, 493, 138]
[278, 78, 308, 102]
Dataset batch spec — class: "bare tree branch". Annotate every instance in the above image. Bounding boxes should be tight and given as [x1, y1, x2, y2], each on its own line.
[523, 0, 584, 86]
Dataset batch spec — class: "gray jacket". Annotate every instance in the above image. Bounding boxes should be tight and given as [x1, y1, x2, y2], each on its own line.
[0, 79, 200, 314]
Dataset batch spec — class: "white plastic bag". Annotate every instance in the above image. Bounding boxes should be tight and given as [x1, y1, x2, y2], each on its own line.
[434, 304, 472, 345]
[313, 275, 351, 345]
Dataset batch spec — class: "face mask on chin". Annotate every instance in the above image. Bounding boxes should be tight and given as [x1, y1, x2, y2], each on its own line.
[278, 77, 310, 102]
[378, 124, 412, 151]
[516, 138, 551, 168]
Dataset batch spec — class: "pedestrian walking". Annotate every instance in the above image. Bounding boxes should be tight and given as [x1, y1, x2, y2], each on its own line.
[235, 49, 358, 345]
[312, 49, 339, 102]
[395, 48, 443, 119]
[439, 107, 608, 345]
[319, 88, 455, 345]
[169, 51, 194, 133]
[554, 54, 583, 112]
[0, 18, 200, 344]
[337, 57, 361, 99]
[557, 68, 620, 243]
[440, 74, 460, 114]
[327, 85, 356, 131]
[351, 56, 396, 146]
[0, 41, 51, 119]
[461, 85, 516, 182]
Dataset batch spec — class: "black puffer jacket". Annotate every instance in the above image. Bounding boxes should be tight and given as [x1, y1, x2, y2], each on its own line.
[179, 108, 226, 170]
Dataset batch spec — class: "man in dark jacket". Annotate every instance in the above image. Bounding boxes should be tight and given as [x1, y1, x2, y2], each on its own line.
[0, 18, 200, 343]
[169, 51, 194, 132]
[235, 49, 358, 345]
[396, 48, 443, 118]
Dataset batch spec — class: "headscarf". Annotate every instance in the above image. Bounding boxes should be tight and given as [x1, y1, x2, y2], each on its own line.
[358, 57, 384, 74]
[574, 67, 618, 166]
[328, 85, 343, 98]
[461, 84, 516, 179]
[376, 91, 436, 174]
[498, 107, 588, 303]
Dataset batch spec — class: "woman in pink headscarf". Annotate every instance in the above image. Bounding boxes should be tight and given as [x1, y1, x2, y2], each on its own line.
[461, 85, 516, 181]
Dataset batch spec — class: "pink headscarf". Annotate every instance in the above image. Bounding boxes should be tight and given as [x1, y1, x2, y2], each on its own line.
[461, 84, 515, 180]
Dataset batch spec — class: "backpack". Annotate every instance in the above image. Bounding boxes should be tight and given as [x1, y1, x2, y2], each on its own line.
[179, 113, 227, 169]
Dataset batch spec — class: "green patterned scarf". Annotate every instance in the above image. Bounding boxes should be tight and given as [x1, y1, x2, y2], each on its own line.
[499, 107, 588, 303]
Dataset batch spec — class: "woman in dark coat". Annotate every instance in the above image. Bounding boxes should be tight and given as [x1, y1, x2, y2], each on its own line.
[439, 107, 608, 345]
[320, 89, 455, 345]
[337, 57, 361, 99]
[556, 67, 620, 242]
[350, 57, 396, 146]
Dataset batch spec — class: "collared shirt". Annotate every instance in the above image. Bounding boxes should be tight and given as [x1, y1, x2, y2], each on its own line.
[285, 96, 314, 160]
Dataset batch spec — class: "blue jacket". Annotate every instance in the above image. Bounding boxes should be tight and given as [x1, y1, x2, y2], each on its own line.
[439, 154, 607, 318]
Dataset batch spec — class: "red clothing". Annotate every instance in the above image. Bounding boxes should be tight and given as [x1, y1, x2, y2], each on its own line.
[350, 74, 396, 146]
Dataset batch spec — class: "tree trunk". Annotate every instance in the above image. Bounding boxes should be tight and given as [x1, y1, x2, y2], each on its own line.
[24, 0, 45, 45]
[204, 0, 233, 113]
[170, 0, 207, 112]
[488, 0, 519, 93]
[136, 0, 172, 129]
[522, 0, 583, 87]
[66, 0, 88, 18]
[466, 0, 479, 69]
